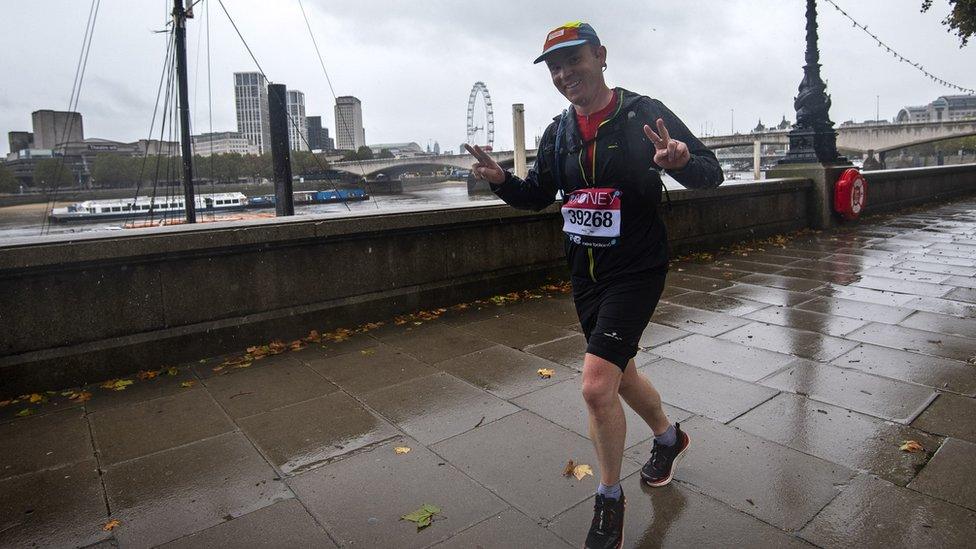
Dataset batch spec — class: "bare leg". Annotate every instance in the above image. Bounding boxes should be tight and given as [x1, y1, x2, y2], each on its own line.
[581, 353, 626, 486]
[618, 358, 671, 435]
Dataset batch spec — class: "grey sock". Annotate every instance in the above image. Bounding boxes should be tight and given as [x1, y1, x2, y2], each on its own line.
[597, 482, 622, 500]
[655, 424, 677, 447]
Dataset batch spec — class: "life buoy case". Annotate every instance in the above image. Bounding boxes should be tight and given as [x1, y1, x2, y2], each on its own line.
[834, 168, 867, 220]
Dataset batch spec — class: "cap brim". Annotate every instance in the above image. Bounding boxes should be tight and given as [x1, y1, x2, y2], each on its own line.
[533, 39, 589, 64]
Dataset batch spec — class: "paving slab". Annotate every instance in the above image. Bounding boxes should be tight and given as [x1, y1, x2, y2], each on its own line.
[464, 313, 577, 350]
[944, 286, 976, 304]
[908, 437, 976, 511]
[511, 372, 693, 449]
[549, 473, 811, 549]
[900, 253, 976, 268]
[814, 284, 917, 307]
[899, 310, 976, 339]
[625, 416, 853, 531]
[719, 321, 860, 362]
[511, 295, 580, 328]
[436, 344, 573, 399]
[433, 508, 571, 549]
[795, 295, 915, 324]
[361, 372, 520, 445]
[302, 344, 438, 395]
[158, 498, 336, 549]
[432, 411, 640, 520]
[650, 303, 751, 337]
[760, 360, 937, 424]
[730, 393, 941, 486]
[714, 283, 817, 307]
[313, 332, 380, 358]
[638, 322, 693, 350]
[852, 276, 954, 299]
[669, 263, 750, 281]
[665, 272, 735, 292]
[743, 305, 868, 337]
[204, 359, 339, 419]
[289, 437, 507, 549]
[665, 290, 768, 316]
[83, 365, 199, 412]
[912, 393, 976, 443]
[728, 252, 807, 267]
[712, 258, 787, 274]
[371, 322, 495, 364]
[846, 323, 976, 362]
[190, 351, 301, 380]
[755, 246, 828, 260]
[860, 265, 953, 283]
[831, 343, 976, 396]
[944, 274, 976, 289]
[651, 333, 795, 382]
[800, 474, 976, 548]
[102, 432, 290, 548]
[524, 334, 588, 371]
[0, 408, 92, 480]
[905, 296, 976, 318]
[89, 388, 234, 465]
[775, 266, 861, 285]
[237, 391, 399, 475]
[0, 460, 109, 549]
[637, 358, 778, 423]
[736, 272, 826, 292]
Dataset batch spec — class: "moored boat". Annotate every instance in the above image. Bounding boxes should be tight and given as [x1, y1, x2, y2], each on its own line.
[48, 192, 247, 222]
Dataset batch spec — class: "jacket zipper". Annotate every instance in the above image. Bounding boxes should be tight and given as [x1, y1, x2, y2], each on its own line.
[580, 91, 624, 283]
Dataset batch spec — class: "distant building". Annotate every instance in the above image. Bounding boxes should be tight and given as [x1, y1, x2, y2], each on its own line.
[8, 131, 34, 153]
[897, 95, 976, 123]
[32, 110, 84, 150]
[287, 90, 308, 152]
[433, 141, 441, 155]
[192, 131, 257, 156]
[305, 116, 336, 152]
[840, 119, 891, 127]
[334, 96, 365, 151]
[234, 72, 272, 154]
[368, 142, 424, 157]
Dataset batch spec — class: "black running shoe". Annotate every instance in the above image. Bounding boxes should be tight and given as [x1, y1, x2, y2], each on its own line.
[641, 423, 690, 487]
[585, 492, 625, 549]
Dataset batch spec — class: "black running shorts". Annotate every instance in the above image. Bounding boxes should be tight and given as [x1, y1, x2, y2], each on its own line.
[573, 269, 668, 371]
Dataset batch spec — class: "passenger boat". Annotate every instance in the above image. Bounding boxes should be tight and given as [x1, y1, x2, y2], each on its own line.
[48, 192, 247, 222]
[245, 188, 369, 209]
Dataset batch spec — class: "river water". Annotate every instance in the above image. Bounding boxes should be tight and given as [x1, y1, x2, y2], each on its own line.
[0, 173, 759, 241]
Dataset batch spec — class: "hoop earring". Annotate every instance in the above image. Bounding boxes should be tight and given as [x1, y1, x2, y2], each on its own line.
[602, 65, 607, 72]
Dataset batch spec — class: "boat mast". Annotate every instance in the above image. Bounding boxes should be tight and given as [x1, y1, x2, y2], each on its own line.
[173, 0, 196, 223]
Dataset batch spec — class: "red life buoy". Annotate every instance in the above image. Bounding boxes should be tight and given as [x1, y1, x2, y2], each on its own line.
[834, 168, 867, 220]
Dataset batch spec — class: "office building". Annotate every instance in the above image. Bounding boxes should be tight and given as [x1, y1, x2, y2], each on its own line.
[192, 131, 258, 156]
[32, 110, 84, 150]
[897, 95, 976, 123]
[334, 96, 365, 151]
[234, 72, 272, 154]
[305, 116, 336, 152]
[8, 131, 34, 154]
[286, 90, 309, 151]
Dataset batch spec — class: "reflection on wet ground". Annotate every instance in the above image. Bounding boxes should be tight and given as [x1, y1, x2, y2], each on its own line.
[2, 199, 976, 547]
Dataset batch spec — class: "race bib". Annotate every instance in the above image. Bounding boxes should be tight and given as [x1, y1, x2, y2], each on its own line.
[561, 188, 621, 247]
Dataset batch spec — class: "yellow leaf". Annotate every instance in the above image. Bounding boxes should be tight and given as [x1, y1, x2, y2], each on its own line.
[562, 459, 575, 476]
[360, 349, 376, 356]
[137, 370, 159, 381]
[180, 381, 196, 389]
[69, 391, 92, 403]
[113, 380, 133, 391]
[537, 368, 555, 379]
[572, 464, 594, 481]
[900, 440, 925, 453]
[102, 519, 120, 531]
[15, 408, 33, 417]
[394, 446, 411, 455]
[167, 367, 179, 376]
[28, 393, 46, 404]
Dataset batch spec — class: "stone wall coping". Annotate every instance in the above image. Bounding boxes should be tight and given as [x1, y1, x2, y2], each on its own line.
[0, 177, 811, 271]
[864, 163, 976, 180]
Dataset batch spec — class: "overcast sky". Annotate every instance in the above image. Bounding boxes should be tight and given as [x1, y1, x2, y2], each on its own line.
[1, 0, 974, 156]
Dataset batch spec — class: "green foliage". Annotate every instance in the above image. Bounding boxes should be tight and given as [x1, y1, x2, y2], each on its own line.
[0, 163, 19, 192]
[92, 154, 138, 187]
[33, 158, 75, 187]
[377, 148, 395, 159]
[922, 0, 976, 47]
[357, 146, 374, 160]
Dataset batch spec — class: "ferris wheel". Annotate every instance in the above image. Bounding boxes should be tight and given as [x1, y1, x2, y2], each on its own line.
[466, 81, 495, 150]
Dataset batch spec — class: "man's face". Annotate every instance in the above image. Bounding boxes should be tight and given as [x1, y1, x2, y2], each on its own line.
[544, 44, 606, 106]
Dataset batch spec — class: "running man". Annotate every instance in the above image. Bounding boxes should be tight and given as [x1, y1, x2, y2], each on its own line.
[465, 21, 723, 549]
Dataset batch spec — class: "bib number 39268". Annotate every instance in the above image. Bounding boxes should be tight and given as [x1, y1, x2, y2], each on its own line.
[561, 188, 621, 247]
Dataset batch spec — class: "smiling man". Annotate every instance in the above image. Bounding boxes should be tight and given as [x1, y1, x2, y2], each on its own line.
[465, 21, 723, 549]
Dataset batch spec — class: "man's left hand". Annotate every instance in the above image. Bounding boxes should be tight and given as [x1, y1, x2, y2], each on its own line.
[644, 118, 690, 170]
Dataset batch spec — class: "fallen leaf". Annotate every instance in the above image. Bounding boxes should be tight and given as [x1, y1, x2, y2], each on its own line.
[537, 368, 555, 379]
[967, 355, 976, 366]
[101, 379, 133, 391]
[28, 393, 47, 404]
[180, 381, 196, 389]
[401, 504, 441, 530]
[137, 370, 159, 381]
[572, 464, 594, 481]
[212, 366, 225, 373]
[900, 440, 925, 453]
[360, 349, 376, 356]
[15, 408, 34, 417]
[0, 400, 11, 407]
[167, 367, 179, 376]
[103, 519, 121, 531]
[394, 446, 411, 455]
[289, 340, 306, 351]
[69, 391, 92, 403]
[562, 459, 576, 476]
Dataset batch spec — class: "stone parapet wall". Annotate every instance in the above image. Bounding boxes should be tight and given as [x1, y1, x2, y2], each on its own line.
[862, 163, 976, 214]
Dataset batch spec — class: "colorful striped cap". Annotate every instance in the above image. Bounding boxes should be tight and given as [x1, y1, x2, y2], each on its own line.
[533, 21, 601, 64]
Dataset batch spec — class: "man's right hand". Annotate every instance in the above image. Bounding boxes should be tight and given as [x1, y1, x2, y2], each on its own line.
[464, 143, 506, 185]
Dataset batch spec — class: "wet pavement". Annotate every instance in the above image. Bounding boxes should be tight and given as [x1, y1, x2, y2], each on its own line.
[2, 198, 976, 548]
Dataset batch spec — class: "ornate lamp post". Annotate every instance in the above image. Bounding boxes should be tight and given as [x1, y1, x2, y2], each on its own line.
[778, 0, 845, 165]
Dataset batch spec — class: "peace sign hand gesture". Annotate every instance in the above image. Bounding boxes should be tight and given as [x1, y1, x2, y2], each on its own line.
[464, 143, 506, 185]
[644, 118, 690, 170]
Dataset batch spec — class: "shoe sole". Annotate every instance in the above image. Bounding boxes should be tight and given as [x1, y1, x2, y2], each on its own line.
[641, 433, 690, 488]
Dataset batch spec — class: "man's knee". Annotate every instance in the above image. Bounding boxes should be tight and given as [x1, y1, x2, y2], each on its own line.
[582, 355, 621, 411]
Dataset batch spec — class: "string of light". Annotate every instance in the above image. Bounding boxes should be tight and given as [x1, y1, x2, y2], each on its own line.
[823, 0, 975, 94]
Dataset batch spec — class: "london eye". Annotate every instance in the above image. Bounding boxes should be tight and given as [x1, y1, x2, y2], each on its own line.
[466, 81, 495, 150]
